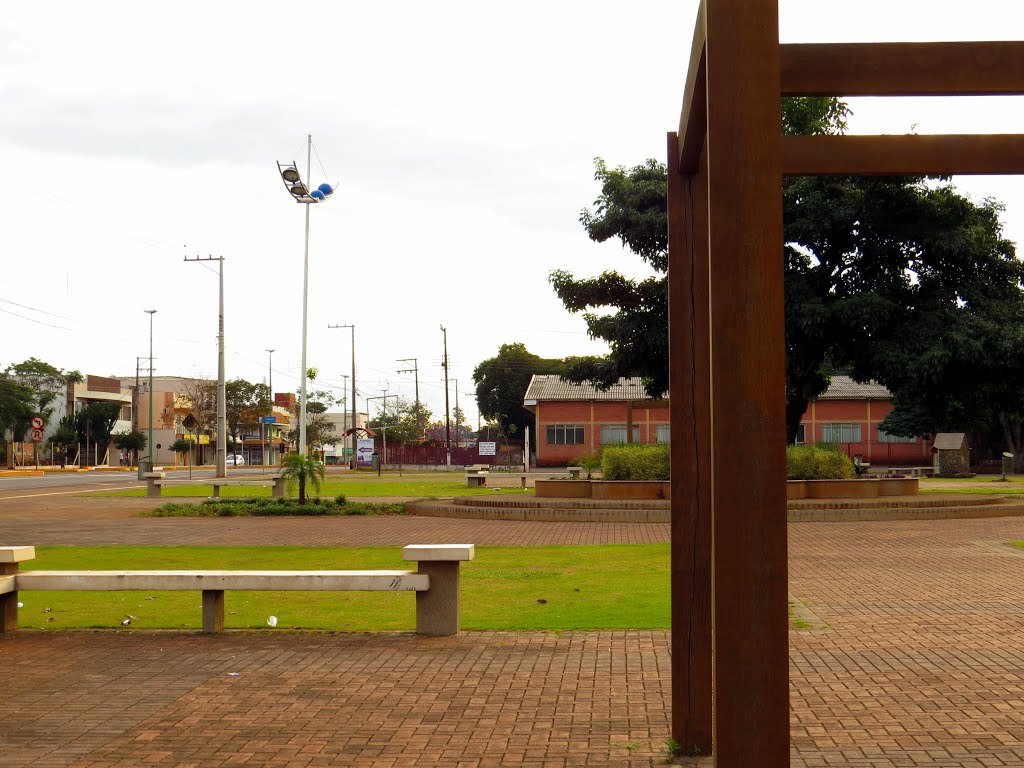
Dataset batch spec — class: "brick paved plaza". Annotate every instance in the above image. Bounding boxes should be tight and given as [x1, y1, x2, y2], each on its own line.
[3, 488, 1024, 766]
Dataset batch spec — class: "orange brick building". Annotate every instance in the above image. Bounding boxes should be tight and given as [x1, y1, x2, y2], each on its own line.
[524, 376, 670, 466]
[525, 374, 931, 467]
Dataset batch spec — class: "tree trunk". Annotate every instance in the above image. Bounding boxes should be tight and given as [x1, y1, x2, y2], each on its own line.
[999, 412, 1024, 473]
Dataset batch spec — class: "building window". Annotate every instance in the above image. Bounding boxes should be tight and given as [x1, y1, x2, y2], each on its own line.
[120, 405, 132, 422]
[878, 429, 916, 444]
[546, 424, 584, 445]
[794, 424, 806, 444]
[821, 423, 862, 443]
[600, 424, 640, 445]
[655, 423, 671, 443]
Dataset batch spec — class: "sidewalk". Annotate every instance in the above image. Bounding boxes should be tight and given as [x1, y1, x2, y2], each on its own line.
[4, 492, 1024, 765]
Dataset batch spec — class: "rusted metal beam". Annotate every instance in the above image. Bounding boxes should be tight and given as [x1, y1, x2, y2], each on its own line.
[781, 41, 1024, 96]
[704, 0, 789, 763]
[667, 132, 712, 754]
[782, 134, 1024, 176]
[676, 0, 707, 173]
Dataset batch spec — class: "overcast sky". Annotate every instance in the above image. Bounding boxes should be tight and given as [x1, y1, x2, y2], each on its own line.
[2, 1, 1022, 426]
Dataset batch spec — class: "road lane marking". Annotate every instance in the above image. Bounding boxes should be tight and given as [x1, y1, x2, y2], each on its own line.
[0, 485, 141, 500]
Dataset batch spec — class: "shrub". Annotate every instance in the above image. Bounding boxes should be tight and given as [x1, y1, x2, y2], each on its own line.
[572, 453, 602, 479]
[601, 444, 670, 481]
[786, 444, 855, 480]
[335, 493, 347, 506]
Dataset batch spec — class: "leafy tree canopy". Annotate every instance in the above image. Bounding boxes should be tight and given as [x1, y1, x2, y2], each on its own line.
[552, 96, 1020, 443]
[473, 343, 564, 437]
[369, 396, 432, 444]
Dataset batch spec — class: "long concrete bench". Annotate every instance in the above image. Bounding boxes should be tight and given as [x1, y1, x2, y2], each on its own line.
[1, 544, 474, 636]
[144, 472, 286, 498]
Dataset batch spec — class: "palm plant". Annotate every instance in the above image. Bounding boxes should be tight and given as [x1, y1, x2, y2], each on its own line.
[280, 452, 326, 505]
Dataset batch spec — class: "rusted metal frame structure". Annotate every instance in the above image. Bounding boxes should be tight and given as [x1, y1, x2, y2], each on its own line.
[668, 2, 1024, 764]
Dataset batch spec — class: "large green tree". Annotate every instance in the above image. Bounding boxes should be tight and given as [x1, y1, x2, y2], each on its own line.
[552, 97, 1020, 443]
[473, 343, 564, 438]
[77, 401, 121, 464]
[225, 378, 270, 447]
[1, 358, 82, 440]
[369, 396, 432, 444]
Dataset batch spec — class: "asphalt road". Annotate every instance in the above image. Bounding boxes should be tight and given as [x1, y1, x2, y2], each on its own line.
[0, 467, 270, 496]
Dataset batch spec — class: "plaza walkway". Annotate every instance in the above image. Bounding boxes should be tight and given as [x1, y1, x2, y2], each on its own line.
[3, 488, 1024, 766]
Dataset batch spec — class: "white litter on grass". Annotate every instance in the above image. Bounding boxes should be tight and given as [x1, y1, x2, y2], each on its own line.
[17, 602, 23, 608]
[267, 616, 278, 627]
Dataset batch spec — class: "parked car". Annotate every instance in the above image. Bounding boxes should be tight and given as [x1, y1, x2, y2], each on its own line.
[227, 454, 246, 466]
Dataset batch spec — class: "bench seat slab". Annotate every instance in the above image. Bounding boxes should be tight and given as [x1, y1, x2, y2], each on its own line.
[17, 570, 428, 592]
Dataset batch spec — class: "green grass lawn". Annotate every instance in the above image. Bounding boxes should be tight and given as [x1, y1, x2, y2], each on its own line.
[101, 479, 533, 499]
[16, 545, 668, 631]
[920, 485, 1024, 494]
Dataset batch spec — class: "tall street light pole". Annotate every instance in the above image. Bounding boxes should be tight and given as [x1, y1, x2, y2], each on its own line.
[185, 254, 227, 477]
[277, 135, 336, 457]
[328, 324, 356, 467]
[145, 309, 157, 472]
[441, 325, 451, 470]
[266, 348, 275, 466]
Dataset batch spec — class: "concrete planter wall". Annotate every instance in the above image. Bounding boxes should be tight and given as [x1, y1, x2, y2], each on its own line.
[534, 480, 593, 498]
[787, 478, 919, 499]
[535, 479, 669, 500]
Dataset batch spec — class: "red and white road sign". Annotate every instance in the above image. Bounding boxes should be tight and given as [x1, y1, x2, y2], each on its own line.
[30, 416, 44, 430]
[30, 429, 43, 442]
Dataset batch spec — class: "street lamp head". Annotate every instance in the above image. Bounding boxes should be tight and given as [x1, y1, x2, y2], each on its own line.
[146, 309, 157, 315]
[281, 167, 301, 183]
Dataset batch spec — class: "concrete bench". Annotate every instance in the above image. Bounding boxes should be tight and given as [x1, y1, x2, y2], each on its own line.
[144, 472, 286, 499]
[465, 471, 489, 488]
[567, 466, 584, 480]
[1, 544, 474, 636]
[884, 466, 932, 478]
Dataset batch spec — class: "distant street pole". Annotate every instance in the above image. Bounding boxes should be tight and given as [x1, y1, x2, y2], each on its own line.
[397, 358, 420, 436]
[329, 324, 356, 467]
[145, 309, 157, 471]
[441, 325, 451, 470]
[266, 348, 275, 466]
[185, 254, 227, 477]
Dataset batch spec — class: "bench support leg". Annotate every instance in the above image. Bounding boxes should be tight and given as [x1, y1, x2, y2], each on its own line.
[146, 481, 161, 498]
[1, 563, 18, 634]
[212, 486, 221, 499]
[202, 590, 225, 633]
[520, 476, 527, 489]
[272, 480, 285, 499]
[415, 561, 461, 636]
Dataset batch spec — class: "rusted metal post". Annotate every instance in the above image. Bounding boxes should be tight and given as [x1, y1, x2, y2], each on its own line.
[704, 0, 789, 763]
[667, 132, 713, 754]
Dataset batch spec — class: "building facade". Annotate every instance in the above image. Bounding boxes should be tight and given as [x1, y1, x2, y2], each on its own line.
[524, 376, 670, 466]
[525, 374, 932, 467]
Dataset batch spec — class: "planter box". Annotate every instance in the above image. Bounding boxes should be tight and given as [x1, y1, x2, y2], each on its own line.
[534, 480, 593, 498]
[534, 479, 669, 500]
[591, 481, 670, 500]
[790, 478, 919, 499]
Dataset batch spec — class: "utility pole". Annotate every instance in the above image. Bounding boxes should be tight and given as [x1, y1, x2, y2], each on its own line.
[265, 348, 275, 467]
[396, 358, 420, 437]
[454, 379, 460, 448]
[339, 374, 349, 465]
[145, 309, 157, 473]
[328, 324, 356, 467]
[440, 325, 451, 470]
[184, 254, 227, 477]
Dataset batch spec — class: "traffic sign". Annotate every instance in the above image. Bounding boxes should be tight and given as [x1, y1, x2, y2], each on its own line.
[30, 415, 44, 430]
[30, 429, 43, 442]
